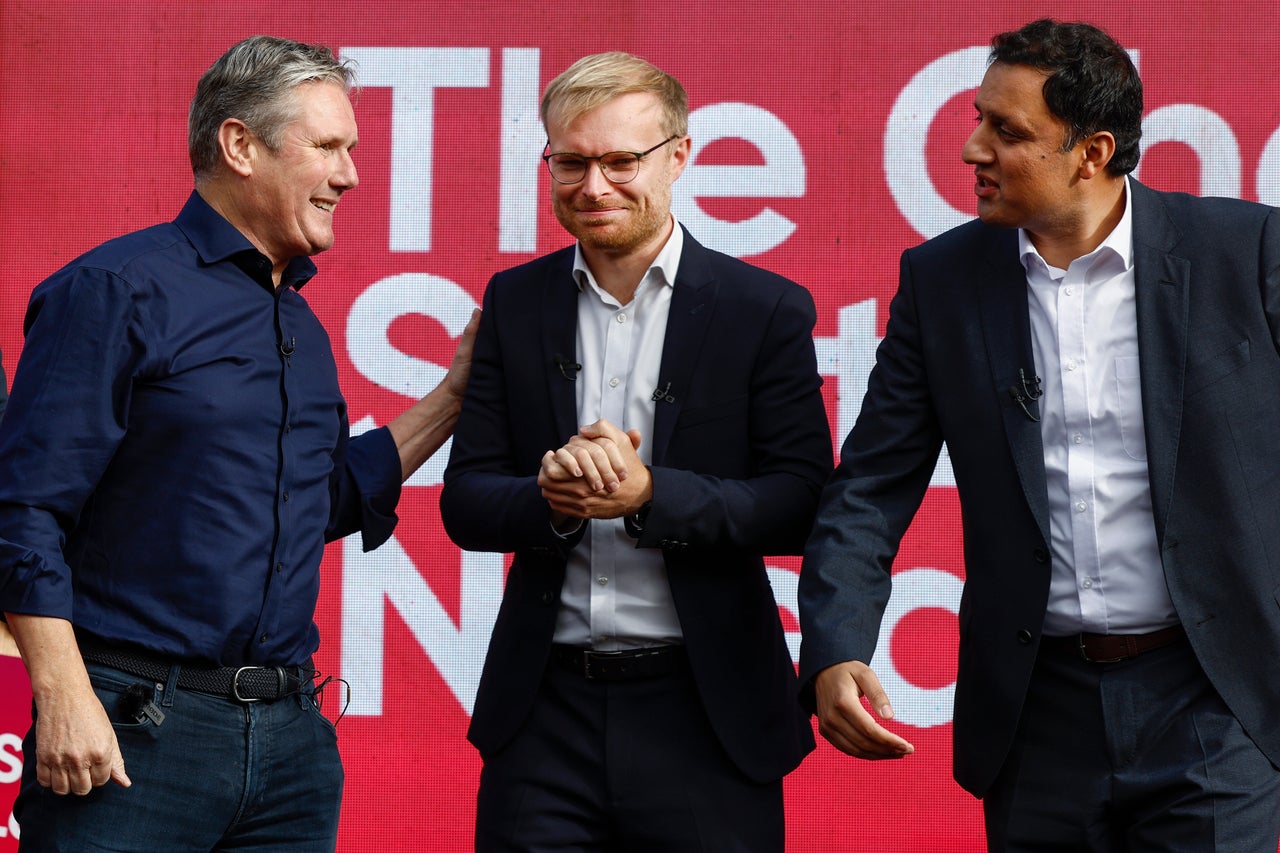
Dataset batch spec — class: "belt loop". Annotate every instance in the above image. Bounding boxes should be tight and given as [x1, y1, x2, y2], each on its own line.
[160, 663, 180, 709]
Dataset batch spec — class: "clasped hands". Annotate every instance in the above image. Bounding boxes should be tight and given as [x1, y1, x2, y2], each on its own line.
[538, 418, 652, 525]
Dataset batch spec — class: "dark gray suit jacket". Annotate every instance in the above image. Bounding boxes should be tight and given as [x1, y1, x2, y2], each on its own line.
[442, 228, 829, 783]
[799, 180, 1280, 796]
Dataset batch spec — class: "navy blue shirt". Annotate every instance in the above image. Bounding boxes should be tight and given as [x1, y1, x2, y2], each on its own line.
[0, 192, 402, 667]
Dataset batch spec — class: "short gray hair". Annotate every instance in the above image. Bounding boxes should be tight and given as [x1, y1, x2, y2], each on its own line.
[189, 36, 355, 179]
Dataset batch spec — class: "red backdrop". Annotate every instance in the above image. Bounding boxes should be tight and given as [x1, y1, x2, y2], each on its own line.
[2, 1, 1277, 849]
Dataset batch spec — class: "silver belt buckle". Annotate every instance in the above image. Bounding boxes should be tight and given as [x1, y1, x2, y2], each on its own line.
[232, 666, 282, 702]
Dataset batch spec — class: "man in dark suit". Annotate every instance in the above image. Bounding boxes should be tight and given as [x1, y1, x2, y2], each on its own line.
[799, 18, 1280, 851]
[441, 51, 829, 851]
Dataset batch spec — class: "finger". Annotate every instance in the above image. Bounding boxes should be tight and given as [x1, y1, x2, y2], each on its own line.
[108, 751, 131, 789]
[820, 699, 913, 759]
[584, 434, 629, 482]
[550, 448, 583, 478]
[539, 451, 577, 483]
[625, 428, 643, 451]
[565, 442, 615, 492]
[852, 665, 895, 721]
[65, 763, 93, 796]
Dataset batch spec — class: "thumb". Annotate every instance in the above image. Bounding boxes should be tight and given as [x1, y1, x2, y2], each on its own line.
[855, 665, 895, 720]
[110, 749, 131, 788]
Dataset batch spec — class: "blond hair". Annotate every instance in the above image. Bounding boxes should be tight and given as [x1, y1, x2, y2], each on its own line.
[541, 52, 687, 137]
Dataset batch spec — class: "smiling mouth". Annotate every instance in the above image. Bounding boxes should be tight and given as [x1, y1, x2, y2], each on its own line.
[312, 200, 336, 213]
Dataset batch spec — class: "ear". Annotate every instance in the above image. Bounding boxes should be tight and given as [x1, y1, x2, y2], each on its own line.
[668, 135, 692, 181]
[1078, 131, 1116, 180]
[217, 118, 256, 178]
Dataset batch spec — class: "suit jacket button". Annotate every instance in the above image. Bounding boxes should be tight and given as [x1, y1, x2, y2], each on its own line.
[1017, 630, 1033, 644]
[1033, 548, 1049, 563]
[540, 591, 555, 605]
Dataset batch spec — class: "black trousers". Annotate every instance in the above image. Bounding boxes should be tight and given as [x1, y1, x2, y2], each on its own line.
[984, 637, 1280, 852]
[475, 655, 784, 852]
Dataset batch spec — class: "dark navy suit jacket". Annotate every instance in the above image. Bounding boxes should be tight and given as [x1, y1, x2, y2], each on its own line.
[442, 228, 829, 783]
[800, 180, 1280, 796]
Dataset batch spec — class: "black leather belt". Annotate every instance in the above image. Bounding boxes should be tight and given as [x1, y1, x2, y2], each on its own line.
[550, 644, 687, 681]
[79, 640, 307, 703]
[1043, 625, 1186, 663]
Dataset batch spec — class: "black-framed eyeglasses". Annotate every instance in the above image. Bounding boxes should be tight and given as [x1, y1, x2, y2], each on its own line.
[542, 135, 680, 185]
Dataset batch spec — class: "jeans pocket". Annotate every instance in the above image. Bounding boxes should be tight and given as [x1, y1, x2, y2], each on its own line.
[86, 666, 162, 733]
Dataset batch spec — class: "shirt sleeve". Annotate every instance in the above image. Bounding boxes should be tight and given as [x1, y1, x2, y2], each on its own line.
[0, 265, 147, 618]
[325, 423, 403, 552]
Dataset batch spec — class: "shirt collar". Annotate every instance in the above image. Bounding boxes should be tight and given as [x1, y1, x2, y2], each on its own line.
[571, 214, 683, 295]
[1018, 176, 1133, 279]
[173, 190, 318, 292]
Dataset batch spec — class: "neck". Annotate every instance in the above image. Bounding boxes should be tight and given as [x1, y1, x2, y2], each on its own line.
[579, 217, 674, 305]
[196, 181, 288, 288]
[1028, 176, 1127, 270]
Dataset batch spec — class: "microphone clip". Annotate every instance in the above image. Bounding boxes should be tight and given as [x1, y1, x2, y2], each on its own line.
[1009, 368, 1042, 422]
[554, 353, 581, 381]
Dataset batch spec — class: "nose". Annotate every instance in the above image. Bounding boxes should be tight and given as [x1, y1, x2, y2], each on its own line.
[962, 123, 991, 165]
[334, 148, 359, 191]
[578, 160, 612, 197]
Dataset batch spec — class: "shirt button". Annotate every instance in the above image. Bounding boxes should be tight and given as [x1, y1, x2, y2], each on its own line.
[1073, 434, 1084, 444]
[1075, 500, 1087, 512]
[1082, 578, 1094, 589]
[597, 576, 608, 586]
[259, 634, 268, 644]
[1066, 359, 1078, 371]
[608, 377, 620, 388]
[275, 562, 284, 574]
[282, 491, 290, 502]
[616, 313, 627, 323]
[1064, 286, 1074, 296]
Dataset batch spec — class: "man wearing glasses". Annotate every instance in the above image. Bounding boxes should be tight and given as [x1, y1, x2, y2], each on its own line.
[442, 52, 829, 851]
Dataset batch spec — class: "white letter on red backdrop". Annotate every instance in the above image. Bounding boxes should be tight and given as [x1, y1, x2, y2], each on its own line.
[673, 102, 804, 258]
[340, 47, 490, 253]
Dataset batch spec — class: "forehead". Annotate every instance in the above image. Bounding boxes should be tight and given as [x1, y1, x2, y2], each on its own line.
[286, 80, 357, 135]
[546, 91, 664, 151]
[975, 62, 1055, 123]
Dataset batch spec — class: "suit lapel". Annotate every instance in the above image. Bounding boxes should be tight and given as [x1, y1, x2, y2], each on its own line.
[539, 249, 583, 443]
[977, 227, 1052, 544]
[651, 229, 716, 463]
[1130, 181, 1190, 537]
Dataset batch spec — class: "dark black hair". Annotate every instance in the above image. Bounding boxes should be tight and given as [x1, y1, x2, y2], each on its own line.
[991, 19, 1143, 175]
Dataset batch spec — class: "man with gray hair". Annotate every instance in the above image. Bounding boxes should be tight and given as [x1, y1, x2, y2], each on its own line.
[0, 36, 476, 850]
[442, 51, 828, 850]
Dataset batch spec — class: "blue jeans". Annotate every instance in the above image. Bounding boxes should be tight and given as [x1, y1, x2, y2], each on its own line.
[15, 660, 343, 852]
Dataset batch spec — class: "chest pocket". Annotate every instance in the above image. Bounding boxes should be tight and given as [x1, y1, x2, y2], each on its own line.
[1116, 355, 1147, 461]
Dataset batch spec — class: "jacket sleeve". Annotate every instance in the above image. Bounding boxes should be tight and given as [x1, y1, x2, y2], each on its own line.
[797, 247, 944, 698]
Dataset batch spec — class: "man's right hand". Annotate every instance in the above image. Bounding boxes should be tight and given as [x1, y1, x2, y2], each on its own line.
[6, 613, 131, 794]
[813, 659, 915, 760]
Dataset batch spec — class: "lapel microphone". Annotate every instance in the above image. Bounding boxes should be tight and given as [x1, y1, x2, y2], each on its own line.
[1009, 368, 1042, 422]
[554, 353, 581, 381]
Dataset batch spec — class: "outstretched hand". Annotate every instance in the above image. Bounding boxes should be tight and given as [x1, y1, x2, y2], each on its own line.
[813, 660, 915, 760]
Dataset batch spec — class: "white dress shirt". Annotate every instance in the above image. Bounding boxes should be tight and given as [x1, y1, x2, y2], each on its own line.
[552, 218, 685, 649]
[1021, 179, 1179, 636]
